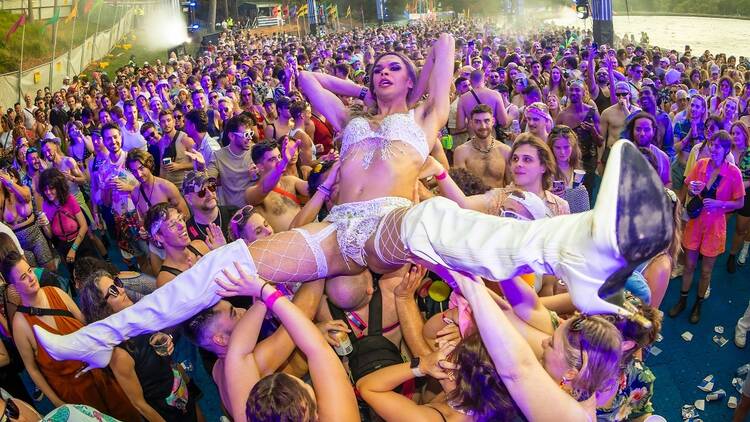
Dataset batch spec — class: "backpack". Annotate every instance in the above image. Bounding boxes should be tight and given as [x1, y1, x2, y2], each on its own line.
[328, 287, 404, 383]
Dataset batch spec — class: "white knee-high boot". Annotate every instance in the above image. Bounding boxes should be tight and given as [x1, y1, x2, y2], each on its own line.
[400, 140, 673, 316]
[33, 240, 256, 369]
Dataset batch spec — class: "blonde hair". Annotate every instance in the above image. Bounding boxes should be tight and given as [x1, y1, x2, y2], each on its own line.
[547, 126, 582, 184]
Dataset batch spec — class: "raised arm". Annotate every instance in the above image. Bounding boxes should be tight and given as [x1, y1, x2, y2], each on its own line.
[418, 33, 456, 138]
[244, 138, 300, 205]
[449, 270, 592, 422]
[289, 161, 340, 229]
[420, 156, 491, 212]
[498, 277, 554, 335]
[216, 263, 359, 422]
[393, 265, 433, 357]
[298, 71, 353, 132]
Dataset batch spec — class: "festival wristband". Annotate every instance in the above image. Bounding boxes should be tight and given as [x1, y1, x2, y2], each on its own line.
[435, 170, 448, 181]
[317, 185, 331, 198]
[71, 243, 79, 252]
[264, 290, 284, 309]
[359, 87, 368, 101]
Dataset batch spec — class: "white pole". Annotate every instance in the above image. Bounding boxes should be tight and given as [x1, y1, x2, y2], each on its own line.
[18, 22, 27, 103]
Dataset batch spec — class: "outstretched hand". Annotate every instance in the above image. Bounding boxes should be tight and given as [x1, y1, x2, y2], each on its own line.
[215, 261, 266, 298]
[394, 264, 427, 300]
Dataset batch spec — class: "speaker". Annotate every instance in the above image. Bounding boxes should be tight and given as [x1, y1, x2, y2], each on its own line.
[592, 19, 614, 46]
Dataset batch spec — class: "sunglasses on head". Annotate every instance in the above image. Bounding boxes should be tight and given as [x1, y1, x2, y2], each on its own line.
[102, 277, 124, 303]
[231, 205, 255, 226]
[551, 125, 573, 135]
[195, 182, 217, 198]
[500, 209, 528, 220]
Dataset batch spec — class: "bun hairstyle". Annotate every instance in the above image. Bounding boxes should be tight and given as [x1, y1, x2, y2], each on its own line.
[446, 332, 523, 420]
[562, 315, 622, 401]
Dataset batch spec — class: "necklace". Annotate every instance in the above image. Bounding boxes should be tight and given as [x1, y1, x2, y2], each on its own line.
[470, 138, 496, 154]
[194, 209, 221, 238]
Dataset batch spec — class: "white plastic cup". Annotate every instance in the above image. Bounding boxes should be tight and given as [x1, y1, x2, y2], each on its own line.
[643, 415, 667, 422]
[573, 169, 586, 187]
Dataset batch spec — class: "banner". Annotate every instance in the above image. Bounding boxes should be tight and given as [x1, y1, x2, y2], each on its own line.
[4, 14, 26, 43]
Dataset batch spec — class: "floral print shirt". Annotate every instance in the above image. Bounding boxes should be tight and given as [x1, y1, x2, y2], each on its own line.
[597, 359, 656, 421]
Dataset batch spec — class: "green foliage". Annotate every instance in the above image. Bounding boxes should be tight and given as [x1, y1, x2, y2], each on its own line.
[614, 0, 750, 17]
[0, 9, 124, 74]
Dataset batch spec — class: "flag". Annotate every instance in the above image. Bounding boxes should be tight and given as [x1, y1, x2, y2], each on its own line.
[65, 1, 79, 23]
[346, 5, 351, 17]
[327, 4, 338, 18]
[297, 4, 308, 17]
[46, 6, 61, 25]
[4, 14, 26, 43]
[290, 5, 297, 17]
[83, 0, 94, 14]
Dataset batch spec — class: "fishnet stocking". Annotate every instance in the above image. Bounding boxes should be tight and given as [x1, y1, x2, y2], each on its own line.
[250, 230, 326, 284]
[374, 207, 412, 267]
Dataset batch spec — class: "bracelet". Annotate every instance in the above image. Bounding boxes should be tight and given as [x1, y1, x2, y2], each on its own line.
[317, 185, 331, 198]
[260, 282, 272, 298]
[71, 243, 79, 252]
[264, 290, 284, 309]
[358, 87, 368, 101]
[435, 170, 448, 181]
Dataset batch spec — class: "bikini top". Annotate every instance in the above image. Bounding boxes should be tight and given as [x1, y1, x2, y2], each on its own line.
[341, 109, 429, 169]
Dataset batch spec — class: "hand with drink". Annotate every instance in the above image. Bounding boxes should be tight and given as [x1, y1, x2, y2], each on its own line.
[317, 320, 351, 348]
[149, 332, 174, 356]
[689, 180, 706, 196]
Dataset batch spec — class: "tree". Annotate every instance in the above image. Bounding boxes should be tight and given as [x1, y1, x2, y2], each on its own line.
[27, 0, 34, 21]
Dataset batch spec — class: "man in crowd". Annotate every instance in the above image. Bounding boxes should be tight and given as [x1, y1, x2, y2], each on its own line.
[452, 104, 510, 188]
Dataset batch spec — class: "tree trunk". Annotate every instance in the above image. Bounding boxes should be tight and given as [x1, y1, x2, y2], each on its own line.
[223, 0, 229, 20]
[27, 0, 34, 20]
[209, 0, 217, 30]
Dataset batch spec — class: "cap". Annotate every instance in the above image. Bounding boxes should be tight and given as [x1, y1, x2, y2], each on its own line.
[615, 81, 631, 94]
[182, 171, 217, 195]
[675, 89, 689, 99]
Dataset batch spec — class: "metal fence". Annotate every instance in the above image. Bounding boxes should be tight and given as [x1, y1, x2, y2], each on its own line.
[0, 1, 165, 107]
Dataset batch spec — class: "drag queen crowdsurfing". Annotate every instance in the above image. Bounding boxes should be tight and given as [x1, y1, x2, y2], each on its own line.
[33, 33, 674, 373]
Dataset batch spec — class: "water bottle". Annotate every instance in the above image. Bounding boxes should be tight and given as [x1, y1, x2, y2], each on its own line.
[511, 119, 521, 135]
[441, 133, 454, 150]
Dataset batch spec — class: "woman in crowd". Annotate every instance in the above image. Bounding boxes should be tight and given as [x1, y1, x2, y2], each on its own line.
[0, 167, 55, 270]
[447, 268, 622, 421]
[709, 76, 735, 115]
[596, 301, 662, 420]
[727, 121, 750, 271]
[229, 205, 274, 245]
[547, 125, 590, 213]
[65, 121, 94, 171]
[74, 257, 156, 303]
[143, 203, 216, 288]
[669, 130, 745, 323]
[719, 97, 741, 131]
[1, 251, 140, 420]
[546, 66, 566, 101]
[79, 270, 198, 422]
[357, 333, 523, 421]
[426, 133, 570, 217]
[673, 94, 708, 192]
[547, 92, 562, 121]
[38, 168, 99, 286]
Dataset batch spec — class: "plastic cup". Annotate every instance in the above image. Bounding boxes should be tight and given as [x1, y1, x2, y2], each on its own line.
[149, 332, 172, 356]
[573, 169, 586, 187]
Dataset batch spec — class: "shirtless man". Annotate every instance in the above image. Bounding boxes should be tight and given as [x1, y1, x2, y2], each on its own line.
[599, 82, 638, 173]
[456, 70, 510, 140]
[243, 140, 306, 232]
[125, 149, 189, 220]
[555, 79, 604, 196]
[452, 104, 510, 188]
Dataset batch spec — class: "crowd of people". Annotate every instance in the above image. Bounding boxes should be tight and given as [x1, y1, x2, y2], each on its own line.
[0, 15, 748, 422]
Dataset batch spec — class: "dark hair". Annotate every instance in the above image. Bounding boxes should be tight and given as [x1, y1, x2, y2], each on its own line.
[0, 233, 20, 264]
[251, 141, 278, 164]
[140, 121, 158, 137]
[247, 372, 317, 422]
[143, 202, 176, 239]
[79, 269, 118, 323]
[126, 149, 155, 173]
[611, 302, 662, 364]
[454, 76, 468, 88]
[470, 103, 493, 117]
[446, 333, 522, 420]
[74, 256, 118, 285]
[624, 112, 657, 144]
[225, 114, 254, 135]
[709, 129, 733, 156]
[289, 100, 307, 120]
[185, 109, 209, 133]
[449, 167, 491, 196]
[185, 306, 221, 351]
[0, 250, 24, 283]
[101, 122, 121, 137]
[38, 168, 70, 205]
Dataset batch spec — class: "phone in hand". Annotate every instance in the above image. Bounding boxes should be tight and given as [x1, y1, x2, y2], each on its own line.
[552, 180, 565, 193]
[162, 157, 173, 166]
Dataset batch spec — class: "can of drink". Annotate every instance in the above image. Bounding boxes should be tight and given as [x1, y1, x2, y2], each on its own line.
[330, 330, 353, 356]
[441, 134, 454, 151]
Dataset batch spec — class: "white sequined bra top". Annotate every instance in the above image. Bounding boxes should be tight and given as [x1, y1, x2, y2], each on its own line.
[341, 109, 429, 169]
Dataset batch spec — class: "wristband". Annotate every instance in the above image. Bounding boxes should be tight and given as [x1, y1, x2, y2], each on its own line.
[260, 282, 272, 298]
[71, 243, 79, 252]
[264, 290, 284, 309]
[358, 87, 368, 101]
[410, 357, 425, 377]
[317, 185, 331, 198]
[435, 170, 448, 181]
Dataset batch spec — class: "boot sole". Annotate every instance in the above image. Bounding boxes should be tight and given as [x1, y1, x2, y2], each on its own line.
[597, 141, 675, 303]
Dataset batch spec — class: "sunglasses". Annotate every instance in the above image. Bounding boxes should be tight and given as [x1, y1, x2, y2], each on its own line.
[232, 130, 255, 140]
[102, 277, 124, 303]
[551, 126, 573, 135]
[174, 114, 184, 119]
[500, 209, 528, 220]
[231, 205, 255, 227]
[195, 182, 217, 198]
[615, 92, 629, 98]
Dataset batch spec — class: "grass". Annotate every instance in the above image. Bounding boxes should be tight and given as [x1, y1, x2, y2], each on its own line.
[0, 7, 126, 74]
